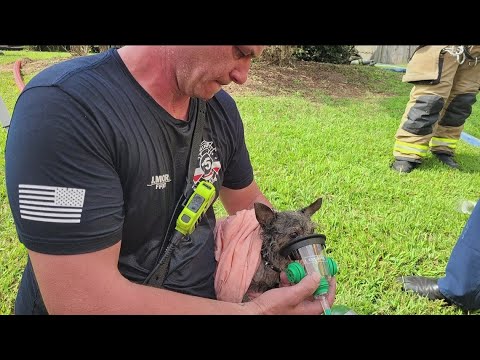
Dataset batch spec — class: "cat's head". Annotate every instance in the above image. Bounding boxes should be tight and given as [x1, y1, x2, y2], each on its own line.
[254, 197, 323, 267]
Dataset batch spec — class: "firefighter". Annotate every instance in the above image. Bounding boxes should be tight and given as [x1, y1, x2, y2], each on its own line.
[392, 45, 480, 173]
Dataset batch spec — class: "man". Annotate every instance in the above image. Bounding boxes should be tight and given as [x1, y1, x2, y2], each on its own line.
[399, 200, 480, 312]
[392, 45, 480, 173]
[6, 46, 335, 314]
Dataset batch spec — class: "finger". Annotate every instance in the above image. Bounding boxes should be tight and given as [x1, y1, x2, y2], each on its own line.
[279, 272, 291, 287]
[291, 272, 321, 301]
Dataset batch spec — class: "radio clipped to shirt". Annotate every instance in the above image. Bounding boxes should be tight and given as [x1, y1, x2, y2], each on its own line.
[144, 180, 216, 287]
[176, 180, 216, 236]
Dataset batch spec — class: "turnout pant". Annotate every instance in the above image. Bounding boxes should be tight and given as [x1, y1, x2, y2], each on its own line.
[394, 45, 480, 163]
[438, 200, 480, 311]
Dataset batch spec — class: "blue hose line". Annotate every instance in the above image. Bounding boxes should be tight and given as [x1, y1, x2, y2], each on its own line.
[461, 132, 480, 147]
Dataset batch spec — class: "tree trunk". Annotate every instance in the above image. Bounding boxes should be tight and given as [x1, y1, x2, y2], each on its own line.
[263, 46, 297, 66]
[69, 45, 90, 56]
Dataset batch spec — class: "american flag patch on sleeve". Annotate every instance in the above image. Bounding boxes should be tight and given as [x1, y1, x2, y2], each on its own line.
[18, 184, 85, 223]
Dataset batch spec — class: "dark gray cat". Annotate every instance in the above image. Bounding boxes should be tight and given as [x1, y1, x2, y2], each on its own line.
[244, 197, 323, 301]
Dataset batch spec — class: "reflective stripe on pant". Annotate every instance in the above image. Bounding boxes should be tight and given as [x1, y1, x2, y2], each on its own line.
[394, 45, 480, 161]
[438, 200, 480, 311]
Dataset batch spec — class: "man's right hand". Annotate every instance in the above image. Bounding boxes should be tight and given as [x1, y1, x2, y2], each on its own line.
[245, 272, 336, 315]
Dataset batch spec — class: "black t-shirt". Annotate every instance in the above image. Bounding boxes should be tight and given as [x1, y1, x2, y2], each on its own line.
[6, 49, 254, 313]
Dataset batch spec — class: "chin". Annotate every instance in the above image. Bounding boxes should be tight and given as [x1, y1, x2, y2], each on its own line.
[192, 81, 222, 100]
[196, 93, 215, 101]
[198, 88, 221, 100]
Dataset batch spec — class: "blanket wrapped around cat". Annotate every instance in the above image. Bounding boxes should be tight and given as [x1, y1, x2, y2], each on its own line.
[214, 208, 262, 303]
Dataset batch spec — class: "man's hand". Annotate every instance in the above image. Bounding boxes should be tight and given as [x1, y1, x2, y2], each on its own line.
[279, 271, 292, 287]
[245, 272, 336, 315]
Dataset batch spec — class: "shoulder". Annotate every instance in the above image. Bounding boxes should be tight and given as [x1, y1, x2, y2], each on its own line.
[25, 50, 114, 90]
[14, 49, 123, 128]
[213, 89, 236, 104]
[208, 89, 242, 132]
[211, 89, 240, 116]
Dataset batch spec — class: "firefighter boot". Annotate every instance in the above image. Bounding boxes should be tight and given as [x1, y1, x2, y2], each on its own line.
[433, 152, 459, 169]
[398, 276, 445, 301]
[391, 160, 419, 173]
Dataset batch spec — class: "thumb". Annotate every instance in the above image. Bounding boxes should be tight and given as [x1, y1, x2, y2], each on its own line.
[293, 272, 321, 299]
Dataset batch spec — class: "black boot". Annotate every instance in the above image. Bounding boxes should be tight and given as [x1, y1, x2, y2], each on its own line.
[398, 276, 446, 301]
[391, 160, 418, 173]
[433, 152, 459, 169]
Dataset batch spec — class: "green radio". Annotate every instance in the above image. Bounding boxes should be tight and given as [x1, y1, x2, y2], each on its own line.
[175, 180, 216, 236]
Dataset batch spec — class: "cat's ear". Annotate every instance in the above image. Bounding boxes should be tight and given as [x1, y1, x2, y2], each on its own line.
[254, 202, 276, 227]
[300, 197, 323, 217]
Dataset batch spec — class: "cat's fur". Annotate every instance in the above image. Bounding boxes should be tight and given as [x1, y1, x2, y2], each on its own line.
[244, 198, 323, 300]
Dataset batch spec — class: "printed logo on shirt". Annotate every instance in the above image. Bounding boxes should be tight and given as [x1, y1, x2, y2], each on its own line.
[147, 173, 171, 189]
[18, 184, 85, 223]
[193, 140, 221, 185]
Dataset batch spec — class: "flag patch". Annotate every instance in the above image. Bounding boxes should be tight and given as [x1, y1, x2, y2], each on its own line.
[18, 184, 85, 223]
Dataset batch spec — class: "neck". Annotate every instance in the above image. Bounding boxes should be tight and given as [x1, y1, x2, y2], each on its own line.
[117, 46, 191, 120]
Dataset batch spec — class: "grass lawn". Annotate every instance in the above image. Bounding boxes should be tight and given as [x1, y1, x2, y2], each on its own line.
[1, 50, 479, 315]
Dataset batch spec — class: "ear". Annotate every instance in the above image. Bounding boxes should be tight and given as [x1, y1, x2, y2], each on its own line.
[300, 197, 323, 217]
[254, 202, 276, 227]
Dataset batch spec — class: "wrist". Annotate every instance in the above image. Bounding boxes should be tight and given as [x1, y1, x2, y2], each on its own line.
[240, 301, 263, 315]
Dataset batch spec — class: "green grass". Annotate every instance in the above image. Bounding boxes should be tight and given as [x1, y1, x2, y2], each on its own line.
[230, 94, 480, 315]
[465, 101, 480, 139]
[1, 51, 480, 315]
[0, 50, 71, 65]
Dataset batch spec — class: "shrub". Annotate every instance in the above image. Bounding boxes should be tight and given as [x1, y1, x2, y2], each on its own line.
[294, 45, 357, 64]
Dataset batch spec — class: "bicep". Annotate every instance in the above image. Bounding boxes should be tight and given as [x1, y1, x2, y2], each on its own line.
[219, 180, 272, 215]
[29, 241, 127, 314]
[6, 86, 124, 254]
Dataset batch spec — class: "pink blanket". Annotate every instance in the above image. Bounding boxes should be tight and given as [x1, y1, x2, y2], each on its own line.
[214, 208, 262, 303]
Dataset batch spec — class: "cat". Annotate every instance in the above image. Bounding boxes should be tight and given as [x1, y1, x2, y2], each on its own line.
[244, 197, 323, 300]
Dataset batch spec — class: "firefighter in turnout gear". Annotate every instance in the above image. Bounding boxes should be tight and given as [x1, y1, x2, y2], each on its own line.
[392, 45, 480, 173]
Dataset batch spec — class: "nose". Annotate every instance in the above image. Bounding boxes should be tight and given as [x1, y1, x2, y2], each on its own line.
[230, 59, 251, 85]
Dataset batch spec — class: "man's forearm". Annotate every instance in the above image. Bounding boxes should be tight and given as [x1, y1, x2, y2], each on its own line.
[220, 181, 273, 215]
[48, 274, 258, 315]
[113, 279, 257, 315]
[31, 242, 256, 315]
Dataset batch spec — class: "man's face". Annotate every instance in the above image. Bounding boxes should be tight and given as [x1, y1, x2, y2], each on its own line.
[175, 46, 265, 99]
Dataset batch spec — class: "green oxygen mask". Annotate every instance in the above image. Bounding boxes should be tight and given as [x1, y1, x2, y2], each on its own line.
[279, 234, 338, 315]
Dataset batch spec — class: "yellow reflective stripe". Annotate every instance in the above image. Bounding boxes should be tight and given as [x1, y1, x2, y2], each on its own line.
[395, 141, 429, 151]
[430, 137, 458, 149]
[394, 146, 427, 157]
[394, 141, 428, 157]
